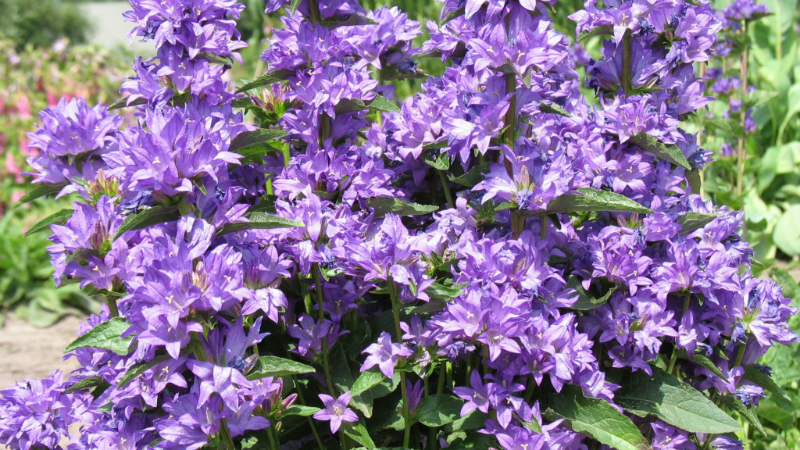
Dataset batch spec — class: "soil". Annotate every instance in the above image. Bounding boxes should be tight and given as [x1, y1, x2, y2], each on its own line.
[0, 316, 82, 388]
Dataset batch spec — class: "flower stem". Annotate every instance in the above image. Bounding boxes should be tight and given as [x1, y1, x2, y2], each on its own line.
[438, 169, 455, 209]
[105, 295, 119, 318]
[293, 375, 325, 450]
[312, 264, 336, 396]
[622, 31, 632, 95]
[387, 276, 412, 448]
[736, 20, 749, 199]
[667, 292, 692, 374]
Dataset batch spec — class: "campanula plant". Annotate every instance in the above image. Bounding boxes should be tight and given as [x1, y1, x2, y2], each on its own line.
[0, 0, 797, 450]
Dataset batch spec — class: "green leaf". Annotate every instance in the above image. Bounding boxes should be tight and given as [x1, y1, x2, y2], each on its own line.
[773, 206, 800, 257]
[352, 369, 386, 397]
[65, 376, 110, 394]
[24, 209, 73, 237]
[246, 356, 315, 380]
[330, 346, 374, 417]
[368, 197, 439, 217]
[743, 90, 778, 110]
[677, 350, 728, 382]
[578, 24, 614, 43]
[344, 423, 375, 449]
[677, 212, 719, 234]
[17, 184, 67, 205]
[542, 385, 648, 450]
[614, 366, 741, 433]
[567, 276, 617, 311]
[114, 205, 181, 241]
[197, 52, 233, 65]
[440, 7, 465, 24]
[424, 153, 451, 171]
[448, 162, 490, 188]
[218, 212, 304, 235]
[117, 355, 171, 388]
[109, 96, 147, 111]
[236, 69, 295, 94]
[628, 134, 692, 170]
[64, 317, 134, 356]
[289, 0, 302, 13]
[336, 95, 401, 114]
[545, 188, 652, 215]
[742, 366, 792, 403]
[717, 396, 766, 436]
[278, 405, 321, 418]
[539, 102, 571, 117]
[367, 95, 400, 112]
[229, 129, 290, 153]
[425, 282, 464, 301]
[417, 395, 463, 427]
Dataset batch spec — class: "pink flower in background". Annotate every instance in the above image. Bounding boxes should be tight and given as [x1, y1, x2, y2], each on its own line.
[16, 95, 31, 120]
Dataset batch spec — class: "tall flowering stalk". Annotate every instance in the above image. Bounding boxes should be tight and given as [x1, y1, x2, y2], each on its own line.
[0, 1, 796, 450]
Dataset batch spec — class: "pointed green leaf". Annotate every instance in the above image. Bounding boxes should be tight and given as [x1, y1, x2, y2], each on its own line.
[65, 376, 110, 394]
[417, 395, 463, 427]
[539, 103, 571, 117]
[629, 134, 692, 170]
[344, 422, 375, 449]
[614, 366, 741, 433]
[424, 153, 451, 171]
[677, 350, 728, 382]
[278, 405, 321, 418]
[367, 95, 400, 112]
[218, 212, 304, 235]
[352, 369, 387, 397]
[567, 276, 617, 310]
[114, 205, 181, 241]
[24, 209, 73, 237]
[677, 212, 719, 234]
[246, 356, 315, 380]
[545, 188, 652, 215]
[448, 162, 490, 188]
[109, 96, 147, 111]
[236, 69, 295, 94]
[368, 197, 439, 217]
[64, 317, 133, 356]
[230, 129, 290, 153]
[743, 366, 791, 403]
[717, 396, 766, 436]
[542, 385, 648, 450]
[17, 183, 67, 205]
[117, 354, 171, 388]
[578, 24, 614, 43]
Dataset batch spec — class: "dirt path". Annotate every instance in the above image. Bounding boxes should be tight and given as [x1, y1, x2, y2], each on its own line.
[0, 316, 83, 388]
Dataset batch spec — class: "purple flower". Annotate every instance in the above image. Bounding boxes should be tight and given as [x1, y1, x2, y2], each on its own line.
[313, 392, 358, 433]
[360, 332, 412, 378]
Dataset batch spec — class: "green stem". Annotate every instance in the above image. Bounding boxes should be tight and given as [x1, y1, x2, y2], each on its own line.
[438, 170, 455, 209]
[105, 295, 119, 318]
[622, 31, 632, 95]
[734, 339, 747, 368]
[540, 216, 547, 241]
[307, 0, 321, 23]
[388, 277, 412, 448]
[503, 69, 517, 177]
[736, 20, 748, 200]
[667, 292, 692, 374]
[312, 264, 336, 396]
[293, 375, 325, 450]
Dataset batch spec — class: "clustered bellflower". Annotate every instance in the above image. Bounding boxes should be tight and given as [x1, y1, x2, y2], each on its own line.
[3, 0, 796, 449]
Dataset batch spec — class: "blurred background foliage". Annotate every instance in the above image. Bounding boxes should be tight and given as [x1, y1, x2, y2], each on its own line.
[1, 0, 800, 446]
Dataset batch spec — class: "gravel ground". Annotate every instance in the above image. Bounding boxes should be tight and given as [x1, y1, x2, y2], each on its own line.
[0, 316, 82, 388]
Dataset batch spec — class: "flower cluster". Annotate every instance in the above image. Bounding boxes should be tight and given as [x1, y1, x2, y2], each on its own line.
[4, 0, 797, 450]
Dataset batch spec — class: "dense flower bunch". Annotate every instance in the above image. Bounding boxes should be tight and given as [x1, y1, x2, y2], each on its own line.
[1, 1, 797, 450]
